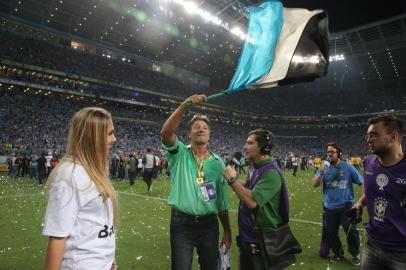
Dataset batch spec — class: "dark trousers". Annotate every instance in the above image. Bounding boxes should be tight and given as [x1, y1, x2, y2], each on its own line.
[143, 169, 153, 191]
[10, 166, 17, 178]
[238, 240, 266, 270]
[325, 207, 360, 257]
[128, 171, 135, 186]
[47, 166, 52, 177]
[170, 209, 219, 270]
[38, 171, 46, 184]
[118, 166, 125, 179]
[110, 167, 117, 179]
[362, 240, 406, 270]
[21, 166, 29, 177]
[292, 166, 298, 176]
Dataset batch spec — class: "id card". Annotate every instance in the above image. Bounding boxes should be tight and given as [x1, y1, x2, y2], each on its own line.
[200, 181, 217, 202]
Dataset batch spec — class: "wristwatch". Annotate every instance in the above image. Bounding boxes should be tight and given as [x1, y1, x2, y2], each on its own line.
[227, 176, 238, 186]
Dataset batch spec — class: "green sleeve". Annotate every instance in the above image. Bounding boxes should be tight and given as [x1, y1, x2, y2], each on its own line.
[216, 160, 229, 211]
[252, 169, 282, 207]
[162, 137, 185, 165]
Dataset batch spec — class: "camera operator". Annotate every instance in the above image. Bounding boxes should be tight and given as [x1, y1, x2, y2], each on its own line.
[223, 129, 298, 270]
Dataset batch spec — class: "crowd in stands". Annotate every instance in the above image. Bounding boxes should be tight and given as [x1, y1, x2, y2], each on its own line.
[1, 20, 404, 172]
[0, 65, 163, 105]
[1, 24, 405, 118]
[0, 30, 203, 99]
[0, 88, 380, 168]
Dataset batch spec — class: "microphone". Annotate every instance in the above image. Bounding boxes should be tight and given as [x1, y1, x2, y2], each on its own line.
[228, 157, 241, 167]
[322, 158, 331, 168]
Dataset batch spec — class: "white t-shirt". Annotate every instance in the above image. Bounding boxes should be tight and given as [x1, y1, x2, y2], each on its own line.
[46, 155, 53, 167]
[143, 153, 155, 169]
[292, 157, 298, 166]
[43, 162, 115, 270]
[137, 158, 143, 169]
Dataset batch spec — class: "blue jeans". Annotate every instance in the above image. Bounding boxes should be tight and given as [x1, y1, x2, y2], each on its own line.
[362, 240, 406, 270]
[31, 165, 38, 180]
[170, 209, 219, 270]
[325, 206, 360, 257]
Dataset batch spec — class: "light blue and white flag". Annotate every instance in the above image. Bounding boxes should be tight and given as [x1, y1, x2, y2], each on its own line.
[226, 0, 329, 94]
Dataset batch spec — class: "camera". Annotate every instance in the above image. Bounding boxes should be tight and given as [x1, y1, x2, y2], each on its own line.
[346, 207, 362, 224]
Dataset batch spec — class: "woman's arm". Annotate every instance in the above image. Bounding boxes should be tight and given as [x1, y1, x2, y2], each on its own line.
[45, 236, 66, 270]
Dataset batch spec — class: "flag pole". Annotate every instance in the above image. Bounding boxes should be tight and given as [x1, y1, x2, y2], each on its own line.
[185, 87, 247, 108]
[207, 91, 227, 101]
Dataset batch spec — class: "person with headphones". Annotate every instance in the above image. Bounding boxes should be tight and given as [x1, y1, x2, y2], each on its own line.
[313, 142, 364, 266]
[223, 129, 297, 270]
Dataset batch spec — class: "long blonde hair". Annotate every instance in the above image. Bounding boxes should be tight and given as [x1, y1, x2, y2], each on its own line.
[48, 107, 119, 226]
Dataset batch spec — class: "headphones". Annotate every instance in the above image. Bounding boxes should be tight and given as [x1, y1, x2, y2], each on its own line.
[259, 130, 273, 154]
[334, 148, 343, 158]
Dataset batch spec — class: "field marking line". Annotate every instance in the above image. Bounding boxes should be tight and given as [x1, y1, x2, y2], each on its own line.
[0, 193, 42, 199]
[1, 191, 358, 229]
[290, 218, 321, 226]
[118, 191, 167, 201]
[118, 191, 326, 226]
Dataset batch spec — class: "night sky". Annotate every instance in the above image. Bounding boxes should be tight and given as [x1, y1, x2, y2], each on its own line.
[281, 0, 406, 32]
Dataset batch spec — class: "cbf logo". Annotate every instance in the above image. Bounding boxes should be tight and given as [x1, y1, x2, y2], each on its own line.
[376, 174, 389, 191]
[373, 197, 388, 222]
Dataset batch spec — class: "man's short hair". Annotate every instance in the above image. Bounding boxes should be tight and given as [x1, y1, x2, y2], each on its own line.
[248, 129, 274, 155]
[326, 141, 343, 157]
[188, 114, 210, 130]
[368, 115, 404, 141]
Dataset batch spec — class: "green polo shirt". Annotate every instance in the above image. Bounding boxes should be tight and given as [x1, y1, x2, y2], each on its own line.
[163, 138, 229, 215]
[252, 158, 283, 229]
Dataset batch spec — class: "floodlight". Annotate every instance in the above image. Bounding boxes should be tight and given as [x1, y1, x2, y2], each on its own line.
[184, 1, 198, 14]
[292, 55, 321, 64]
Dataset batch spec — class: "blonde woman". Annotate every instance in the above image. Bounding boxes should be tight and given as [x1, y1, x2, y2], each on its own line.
[43, 107, 119, 270]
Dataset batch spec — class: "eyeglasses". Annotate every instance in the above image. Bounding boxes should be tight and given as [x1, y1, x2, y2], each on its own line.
[364, 133, 390, 141]
[188, 114, 210, 126]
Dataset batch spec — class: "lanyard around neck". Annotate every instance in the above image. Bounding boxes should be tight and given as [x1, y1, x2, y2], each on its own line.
[192, 147, 207, 178]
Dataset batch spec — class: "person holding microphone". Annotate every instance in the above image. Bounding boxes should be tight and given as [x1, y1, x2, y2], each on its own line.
[313, 142, 364, 266]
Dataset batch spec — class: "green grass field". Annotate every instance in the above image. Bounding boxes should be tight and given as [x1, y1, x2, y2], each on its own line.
[0, 169, 366, 270]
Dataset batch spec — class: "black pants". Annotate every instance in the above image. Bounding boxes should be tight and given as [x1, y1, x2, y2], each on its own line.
[38, 171, 46, 184]
[143, 169, 153, 191]
[238, 239, 266, 270]
[325, 206, 360, 257]
[128, 171, 135, 186]
[292, 166, 298, 176]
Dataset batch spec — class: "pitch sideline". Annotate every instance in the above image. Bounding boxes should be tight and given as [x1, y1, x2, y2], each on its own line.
[0, 191, 325, 226]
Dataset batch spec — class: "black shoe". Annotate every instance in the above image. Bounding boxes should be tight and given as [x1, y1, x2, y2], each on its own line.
[329, 254, 344, 263]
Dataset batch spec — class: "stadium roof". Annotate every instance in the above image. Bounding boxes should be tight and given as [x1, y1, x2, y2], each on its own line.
[0, 0, 405, 91]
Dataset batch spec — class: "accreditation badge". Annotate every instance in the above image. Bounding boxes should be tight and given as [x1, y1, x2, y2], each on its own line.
[200, 181, 217, 202]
